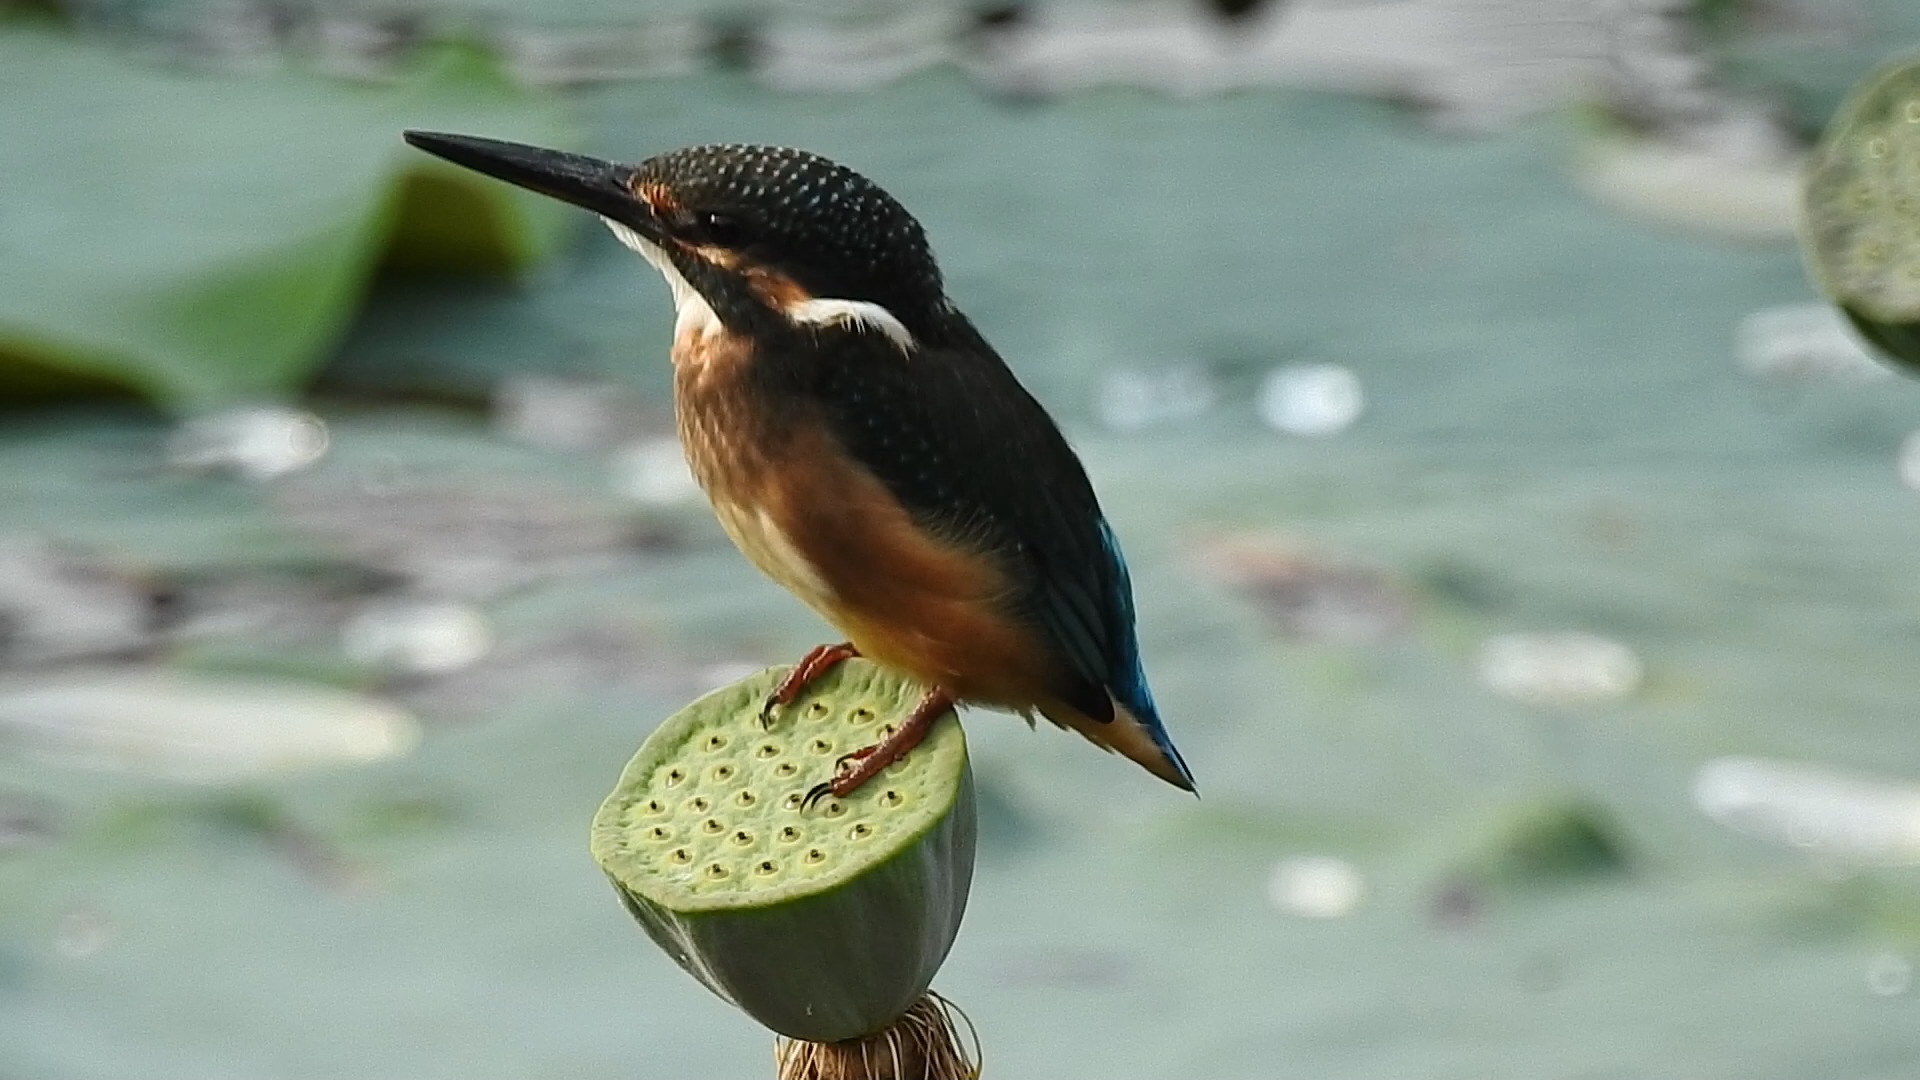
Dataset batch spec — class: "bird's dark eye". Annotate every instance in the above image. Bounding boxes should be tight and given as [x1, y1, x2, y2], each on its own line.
[695, 211, 747, 246]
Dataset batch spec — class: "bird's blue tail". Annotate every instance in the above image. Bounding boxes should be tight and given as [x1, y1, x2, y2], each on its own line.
[1098, 520, 1196, 792]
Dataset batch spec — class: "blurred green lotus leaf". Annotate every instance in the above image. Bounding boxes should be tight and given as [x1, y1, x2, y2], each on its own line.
[1800, 50, 1920, 372]
[1438, 797, 1632, 894]
[0, 29, 581, 406]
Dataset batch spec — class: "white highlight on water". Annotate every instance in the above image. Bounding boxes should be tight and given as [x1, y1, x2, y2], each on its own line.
[1476, 632, 1643, 706]
[1258, 362, 1365, 437]
[1693, 756, 1920, 865]
[1266, 855, 1365, 919]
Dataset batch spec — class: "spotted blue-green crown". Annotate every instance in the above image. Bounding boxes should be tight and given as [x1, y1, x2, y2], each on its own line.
[637, 144, 945, 319]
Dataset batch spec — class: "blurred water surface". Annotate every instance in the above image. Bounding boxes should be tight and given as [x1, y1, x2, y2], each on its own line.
[11, 13, 1920, 1080]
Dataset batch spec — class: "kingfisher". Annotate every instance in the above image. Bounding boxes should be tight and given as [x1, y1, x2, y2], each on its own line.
[403, 131, 1195, 803]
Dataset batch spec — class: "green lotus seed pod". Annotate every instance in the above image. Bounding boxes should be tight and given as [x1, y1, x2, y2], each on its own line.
[590, 660, 974, 1043]
[1801, 51, 1920, 371]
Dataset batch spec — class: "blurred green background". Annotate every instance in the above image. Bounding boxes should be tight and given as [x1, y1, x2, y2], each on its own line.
[10, 1, 1920, 1077]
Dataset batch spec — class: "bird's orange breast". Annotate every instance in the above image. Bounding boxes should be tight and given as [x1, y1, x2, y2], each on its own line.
[672, 329, 1057, 707]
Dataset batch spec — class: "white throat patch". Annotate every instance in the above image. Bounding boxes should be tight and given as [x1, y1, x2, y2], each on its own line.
[602, 217, 721, 341]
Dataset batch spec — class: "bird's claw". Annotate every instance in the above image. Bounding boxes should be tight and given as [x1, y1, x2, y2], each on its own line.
[800, 779, 841, 812]
[762, 643, 859, 732]
[800, 749, 873, 812]
[832, 746, 877, 773]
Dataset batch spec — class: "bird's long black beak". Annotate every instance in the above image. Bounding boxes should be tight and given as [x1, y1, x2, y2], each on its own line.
[402, 131, 654, 233]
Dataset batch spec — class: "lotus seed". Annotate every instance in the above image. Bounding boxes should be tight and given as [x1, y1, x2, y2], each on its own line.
[731, 830, 754, 847]
[704, 863, 728, 879]
[805, 848, 826, 864]
[648, 826, 672, 841]
[785, 793, 805, 810]
[824, 801, 847, 818]
[850, 823, 872, 840]
[851, 707, 875, 723]
[703, 818, 726, 834]
[881, 790, 903, 808]
[806, 702, 829, 719]
[689, 796, 710, 813]
[779, 826, 802, 843]
[755, 743, 780, 758]
[645, 799, 664, 814]
[713, 764, 735, 781]
[705, 734, 728, 751]
[755, 860, 778, 876]
[735, 790, 757, 807]
[669, 848, 691, 864]
[810, 738, 833, 754]
[666, 767, 685, 786]
[775, 762, 799, 777]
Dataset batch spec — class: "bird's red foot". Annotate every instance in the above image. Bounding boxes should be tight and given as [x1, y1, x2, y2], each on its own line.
[802, 688, 955, 810]
[759, 642, 859, 728]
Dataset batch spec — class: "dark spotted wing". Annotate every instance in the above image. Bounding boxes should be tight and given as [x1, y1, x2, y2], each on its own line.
[799, 324, 1123, 723]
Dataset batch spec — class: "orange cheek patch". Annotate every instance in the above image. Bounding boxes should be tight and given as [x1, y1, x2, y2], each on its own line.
[692, 244, 744, 269]
[678, 245, 812, 311]
[743, 266, 813, 310]
[635, 179, 679, 217]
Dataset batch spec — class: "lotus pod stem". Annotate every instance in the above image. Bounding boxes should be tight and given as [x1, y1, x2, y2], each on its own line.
[1801, 50, 1920, 371]
[774, 991, 981, 1080]
[590, 659, 975, 1045]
